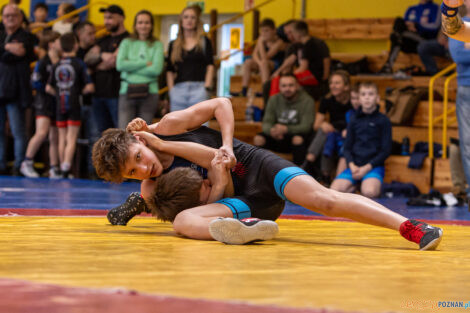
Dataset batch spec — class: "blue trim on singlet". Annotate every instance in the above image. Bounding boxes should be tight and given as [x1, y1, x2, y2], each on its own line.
[216, 198, 251, 220]
[274, 167, 308, 200]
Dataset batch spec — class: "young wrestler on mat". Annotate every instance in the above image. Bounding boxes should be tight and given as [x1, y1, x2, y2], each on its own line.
[92, 101, 444, 250]
[92, 97, 237, 223]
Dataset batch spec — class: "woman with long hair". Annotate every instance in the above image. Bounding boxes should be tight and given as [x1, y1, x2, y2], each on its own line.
[167, 5, 214, 112]
[116, 10, 163, 129]
[301, 70, 352, 181]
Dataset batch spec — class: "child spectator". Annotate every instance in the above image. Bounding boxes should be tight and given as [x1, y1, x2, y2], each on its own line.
[321, 83, 361, 181]
[52, 3, 77, 35]
[330, 82, 392, 198]
[271, 20, 299, 78]
[20, 30, 61, 178]
[237, 18, 285, 96]
[29, 3, 49, 32]
[46, 33, 94, 178]
[292, 20, 330, 100]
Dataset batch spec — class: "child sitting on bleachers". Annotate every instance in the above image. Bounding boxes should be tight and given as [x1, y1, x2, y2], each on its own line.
[330, 82, 392, 198]
[322, 83, 361, 181]
[237, 18, 285, 96]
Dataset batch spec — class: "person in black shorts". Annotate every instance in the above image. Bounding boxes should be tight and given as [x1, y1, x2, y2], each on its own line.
[92, 110, 444, 251]
[237, 18, 286, 96]
[46, 33, 94, 178]
[20, 30, 61, 178]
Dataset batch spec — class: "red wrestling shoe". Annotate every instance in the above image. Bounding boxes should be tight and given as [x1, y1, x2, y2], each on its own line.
[400, 219, 443, 251]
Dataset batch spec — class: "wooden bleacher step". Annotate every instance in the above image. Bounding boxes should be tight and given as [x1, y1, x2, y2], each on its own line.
[384, 156, 431, 193]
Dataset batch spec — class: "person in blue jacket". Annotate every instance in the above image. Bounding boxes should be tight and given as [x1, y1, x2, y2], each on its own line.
[381, 0, 441, 73]
[330, 82, 392, 198]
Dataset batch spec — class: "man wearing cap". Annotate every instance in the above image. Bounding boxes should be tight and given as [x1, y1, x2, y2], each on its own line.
[85, 5, 129, 136]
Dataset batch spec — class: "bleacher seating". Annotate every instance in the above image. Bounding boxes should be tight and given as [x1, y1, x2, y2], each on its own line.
[224, 85, 457, 193]
[306, 18, 394, 41]
[225, 17, 458, 193]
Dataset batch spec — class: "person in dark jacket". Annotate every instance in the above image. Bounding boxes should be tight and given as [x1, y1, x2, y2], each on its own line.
[330, 82, 392, 198]
[0, 4, 35, 175]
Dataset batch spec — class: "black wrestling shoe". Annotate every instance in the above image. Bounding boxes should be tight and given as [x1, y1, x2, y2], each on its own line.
[209, 217, 279, 245]
[107, 192, 150, 226]
[400, 219, 443, 251]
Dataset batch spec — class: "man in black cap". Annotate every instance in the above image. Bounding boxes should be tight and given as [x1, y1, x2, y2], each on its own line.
[85, 5, 128, 137]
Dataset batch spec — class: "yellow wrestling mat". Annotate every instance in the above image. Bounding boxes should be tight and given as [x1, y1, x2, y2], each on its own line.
[0, 216, 469, 313]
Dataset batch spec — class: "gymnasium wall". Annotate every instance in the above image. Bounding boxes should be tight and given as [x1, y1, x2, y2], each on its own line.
[12, 0, 444, 53]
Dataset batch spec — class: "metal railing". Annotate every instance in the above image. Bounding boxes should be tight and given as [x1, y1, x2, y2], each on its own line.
[428, 63, 457, 159]
[30, 1, 109, 34]
[207, 0, 296, 36]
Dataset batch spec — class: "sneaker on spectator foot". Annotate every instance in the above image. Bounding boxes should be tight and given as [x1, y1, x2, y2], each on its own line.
[49, 167, 62, 179]
[107, 192, 150, 226]
[209, 217, 279, 244]
[20, 161, 39, 178]
[400, 219, 443, 251]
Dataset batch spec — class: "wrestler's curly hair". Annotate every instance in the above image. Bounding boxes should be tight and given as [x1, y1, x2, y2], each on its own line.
[92, 128, 138, 183]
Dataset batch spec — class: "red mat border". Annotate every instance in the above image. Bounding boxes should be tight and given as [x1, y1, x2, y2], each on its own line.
[0, 278, 358, 313]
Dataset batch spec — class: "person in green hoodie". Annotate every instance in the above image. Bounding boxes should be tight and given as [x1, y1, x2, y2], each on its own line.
[116, 10, 163, 130]
[253, 73, 315, 165]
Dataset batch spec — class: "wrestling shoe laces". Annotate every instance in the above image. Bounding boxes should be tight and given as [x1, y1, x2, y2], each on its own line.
[400, 219, 443, 251]
[209, 217, 279, 245]
[107, 192, 150, 226]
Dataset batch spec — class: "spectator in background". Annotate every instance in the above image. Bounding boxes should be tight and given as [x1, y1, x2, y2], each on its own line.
[167, 5, 214, 112]
[0, 0, 29, 31]
[116, 10, 163, 129]
[271, 20, 299, 77]
[85, 5, 129, 134]
[301, 70, 351, 179]
[276, 19, 297, 44]
[29, 3, 50, 32]
[75, 21, 96, 59]
[380, 0, 441, 74]
[46, 33, 94, 178]
[449, 140, 467, 197]
[20, 30, 61, 178]
[253, 73, 314, 165]
[272, 21, 330, 101]
[0, 4, 35, 175]
[291, 21, 330, 100]
[417, 31, 450, 75]
[329, 83, 361, 178]
[76, 21, 98, 178]
[237, 18, 285, 96]
[330, 82, 392, 198]
[52, 3, 77, 35]
[261, 19, 298, 104]
[448, 0, 470, 200]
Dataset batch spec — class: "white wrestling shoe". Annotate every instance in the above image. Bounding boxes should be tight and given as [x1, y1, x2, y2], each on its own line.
[209, 217, 279, 245]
